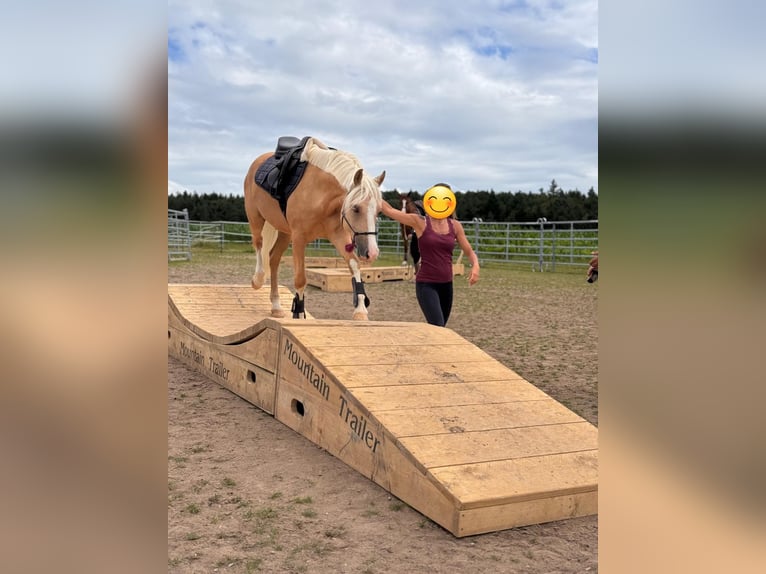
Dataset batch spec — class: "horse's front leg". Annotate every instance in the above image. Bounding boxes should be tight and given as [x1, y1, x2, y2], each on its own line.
[268, 231, 291, 317]
[327, 234, 370, 321]
[348, 258, 370, 320]
[290, 240, 308, 319]
[401, 225, 409, 266]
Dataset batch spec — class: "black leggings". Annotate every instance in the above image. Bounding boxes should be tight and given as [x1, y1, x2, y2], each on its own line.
[416, 281, 454, 327]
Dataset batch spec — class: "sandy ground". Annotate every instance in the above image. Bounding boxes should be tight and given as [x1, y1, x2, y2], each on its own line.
[168, 252, 598, 573]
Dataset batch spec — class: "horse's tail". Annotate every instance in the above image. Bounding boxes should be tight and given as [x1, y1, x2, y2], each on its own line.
[260, 221, 279, 281]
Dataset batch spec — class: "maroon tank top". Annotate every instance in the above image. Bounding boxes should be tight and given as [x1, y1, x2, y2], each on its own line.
[416, 217, 456, 283]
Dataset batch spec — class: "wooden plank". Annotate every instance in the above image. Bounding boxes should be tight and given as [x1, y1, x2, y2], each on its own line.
[399, 422, 598, 468]
[284, 323, 466, 347]
[169, 284, 302, 338]
[374, 400, 585, 436]
[457, 490, 598, 536]
[306, 343, 496, 367]
[324, 361, 524, 388]
[349, 380, 550, 412]
[430, 450, 598, 508]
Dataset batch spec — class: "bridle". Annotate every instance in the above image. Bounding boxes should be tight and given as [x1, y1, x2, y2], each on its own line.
[342, 205, 378, 253]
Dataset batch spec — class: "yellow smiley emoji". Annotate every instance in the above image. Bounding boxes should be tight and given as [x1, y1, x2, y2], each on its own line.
[423, 184, 456, 219]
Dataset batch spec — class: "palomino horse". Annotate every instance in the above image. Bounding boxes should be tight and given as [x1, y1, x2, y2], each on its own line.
[244, 137, 385, 320]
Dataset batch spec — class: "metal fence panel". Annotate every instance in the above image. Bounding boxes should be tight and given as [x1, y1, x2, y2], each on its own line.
[167, 208, 192, 261]
[179, 218, 598, 271]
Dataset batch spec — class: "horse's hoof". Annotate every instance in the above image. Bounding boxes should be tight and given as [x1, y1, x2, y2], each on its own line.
[251, 273, 265, 289]
[352, 312, 369, 321]
[271, 309, 285, 318]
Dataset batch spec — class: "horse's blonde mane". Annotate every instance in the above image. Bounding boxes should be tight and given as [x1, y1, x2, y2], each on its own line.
[302, 137, 382, 209]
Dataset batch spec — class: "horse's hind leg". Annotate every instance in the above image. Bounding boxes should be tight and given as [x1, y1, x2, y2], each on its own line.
[268, 231, 291, 317]
[248, 211, 267, 289]
[289, 238, 309, 319]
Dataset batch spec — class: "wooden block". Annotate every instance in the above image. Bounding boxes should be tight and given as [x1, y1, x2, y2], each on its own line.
[305, 268, 353, 292]
[456, 490, 598, 536]
[376, 266, 414, 281]
[430, 450, 598, 509]
[305, 267, 382, 292]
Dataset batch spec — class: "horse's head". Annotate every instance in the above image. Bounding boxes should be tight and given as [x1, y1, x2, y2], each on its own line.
[342, 168, 385, 262]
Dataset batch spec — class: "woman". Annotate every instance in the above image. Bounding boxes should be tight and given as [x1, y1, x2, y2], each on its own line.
[379, 184, 480, 326]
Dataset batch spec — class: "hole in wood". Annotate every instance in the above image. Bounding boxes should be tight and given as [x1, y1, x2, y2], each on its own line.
[247, 370, 256, 383]
[167, 330, 171, 339]
[291, 399, 305, 417]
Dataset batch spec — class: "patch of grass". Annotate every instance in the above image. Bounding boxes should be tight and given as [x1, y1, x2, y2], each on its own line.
[168, 455, 188, 464]
[168, 557, 181, 566]
[184, 503, 200, 515]
[291, 540, 333, 557]
[190, 443, 210, 454]
[269, 491, 283, 500]
[216, 531, 239, 540]
[389, 501, 404, 511]
[324, 526, 347, 539]
[184, 532, 201, 541]
[207, 494, 221, 505]
[361, 509, 379, 517]
[221, 477, 236, 488]
[255, 507, 278, 520]
[301, 508, 317, 518]
[246, 558, 263, 573]
[190, 479, 209, 493]
[361, 557, 378, 574]
[292, 496, 312, 504]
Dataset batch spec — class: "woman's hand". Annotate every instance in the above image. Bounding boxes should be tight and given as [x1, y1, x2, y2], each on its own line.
[468, 265, 479, 286]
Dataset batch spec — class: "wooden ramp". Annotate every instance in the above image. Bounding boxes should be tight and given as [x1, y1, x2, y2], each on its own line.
[168, 284, 598, 536]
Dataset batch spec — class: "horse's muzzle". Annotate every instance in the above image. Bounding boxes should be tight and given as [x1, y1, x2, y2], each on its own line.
[354, 236, 379, 262]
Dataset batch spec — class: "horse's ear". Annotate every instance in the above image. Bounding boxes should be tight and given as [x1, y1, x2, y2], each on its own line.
[374, 170, 386, 185]
[353, 169, 364, 187]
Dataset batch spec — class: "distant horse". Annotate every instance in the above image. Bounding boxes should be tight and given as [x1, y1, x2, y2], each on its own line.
[397, 191, 425, 272]
[244, 137, 385, 320]
[587, 250, 599, 283]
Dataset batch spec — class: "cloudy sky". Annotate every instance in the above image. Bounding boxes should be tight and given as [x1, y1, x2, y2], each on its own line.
[168, 0, 597, 197]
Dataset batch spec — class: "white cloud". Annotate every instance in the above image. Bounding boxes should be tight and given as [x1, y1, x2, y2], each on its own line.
[169, 0, 598, 196]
